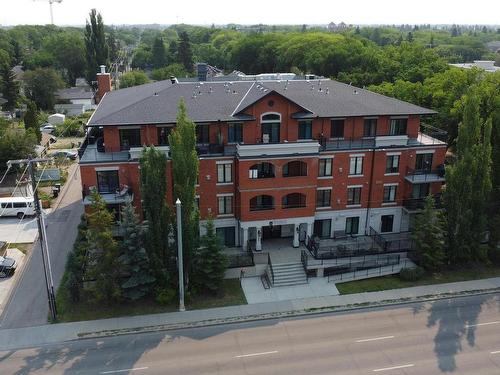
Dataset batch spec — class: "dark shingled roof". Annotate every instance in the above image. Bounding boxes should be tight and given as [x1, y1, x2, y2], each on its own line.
[56, 87, 95, 100]
[88, 79, 436, 126]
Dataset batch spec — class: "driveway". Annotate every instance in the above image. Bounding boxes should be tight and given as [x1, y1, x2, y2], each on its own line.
[0, 216, 38, 244]
[0, 164, 83, 328]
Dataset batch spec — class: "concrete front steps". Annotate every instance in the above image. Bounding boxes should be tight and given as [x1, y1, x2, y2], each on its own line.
[269, 262, 308, 287]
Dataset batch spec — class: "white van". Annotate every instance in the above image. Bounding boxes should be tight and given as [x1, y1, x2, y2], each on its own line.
[0, 197, 36, 219]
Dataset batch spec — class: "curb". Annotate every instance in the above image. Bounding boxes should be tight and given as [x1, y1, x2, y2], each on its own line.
[77, 287, 500, 340]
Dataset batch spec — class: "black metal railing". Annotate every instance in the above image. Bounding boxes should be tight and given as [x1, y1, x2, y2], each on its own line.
[419, 123, 448, 143]
[300, 250, 308, 276]
[227, 254, 254, 268]
[403, 194, 443, 211]
[267, 253, 274, 285]
[327, 257, 412, 283]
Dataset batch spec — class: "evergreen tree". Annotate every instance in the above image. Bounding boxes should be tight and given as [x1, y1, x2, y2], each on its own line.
[84, 9, 109, 86]
[0, 63, 19, 112]
[168, 40, 178, 64]
[168, 99, 199, 290]
[177, 32, 193, 72]
[140, 146, 172, 282]
[412, 195, 446, 271]
[86, 191, 122, 302]
[119, 201, 156, 300]
[193, 217, 228, 295]
[444, 93, 492, 263]
[406, 31, 414, 42]
[23, 100, 41, 143]
[151, 36, 167, 69]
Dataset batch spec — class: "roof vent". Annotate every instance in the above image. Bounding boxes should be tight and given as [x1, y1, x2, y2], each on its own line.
[209, 86, 213, 93]
[318, 87, 322, 92]
[263, 89, 268, 92]
[353, 89, 359, 95]
[153, 92, 158, 96]
[310, 85, 314, 91]
[170, 76, 178, 84]
[233, 90, 237, 94]
[326, 88, 330, 94]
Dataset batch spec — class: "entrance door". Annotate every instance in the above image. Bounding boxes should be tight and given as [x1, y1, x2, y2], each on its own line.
[262, 225, 281, 239]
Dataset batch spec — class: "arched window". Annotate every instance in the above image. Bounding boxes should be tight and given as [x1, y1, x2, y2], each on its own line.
[250, 195, 274, 211]
[282, 193, 306, 209]
[261, 112, 281, 143]
[249, 162, 275, 179]
[283, 160, 307, 177]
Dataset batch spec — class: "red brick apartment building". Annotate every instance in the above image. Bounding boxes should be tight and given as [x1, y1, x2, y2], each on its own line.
[79, 70, 446, 252]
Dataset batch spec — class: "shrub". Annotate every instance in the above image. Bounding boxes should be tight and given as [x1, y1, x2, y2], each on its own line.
[399, 266, 425, 281]
[155, 287, 176, 306]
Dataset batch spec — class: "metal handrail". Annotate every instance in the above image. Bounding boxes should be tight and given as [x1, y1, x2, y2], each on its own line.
[267, 253, 274, 285]
[300, 250, 308, 276]
[327, 257, 411, 283]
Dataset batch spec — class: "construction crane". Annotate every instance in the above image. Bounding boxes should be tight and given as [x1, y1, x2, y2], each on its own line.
[33, 0, 63, 25]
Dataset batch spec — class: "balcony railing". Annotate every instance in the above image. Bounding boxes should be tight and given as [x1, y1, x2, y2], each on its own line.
[319, 137, 375, 151]
[403, 194, 442, 211]
[405, 166, 445, 183]
[196, 143, 237, 156]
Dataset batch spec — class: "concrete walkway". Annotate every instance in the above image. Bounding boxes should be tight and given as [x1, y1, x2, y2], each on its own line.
[1, 276, 500, 351]
[242, 276, 340, 303]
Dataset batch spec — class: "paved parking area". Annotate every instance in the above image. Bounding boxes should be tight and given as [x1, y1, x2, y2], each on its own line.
[0, 248, 25, 316]
[0, 216, 39, 244]
[241, 276, 339, 304]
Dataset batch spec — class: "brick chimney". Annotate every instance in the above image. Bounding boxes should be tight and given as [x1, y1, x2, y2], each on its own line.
[95, 65, 111, 104]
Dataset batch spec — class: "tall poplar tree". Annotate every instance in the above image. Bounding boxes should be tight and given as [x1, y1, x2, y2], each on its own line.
[140, 147, 172, 283]
[85, 9, 109, 86]
[169, 99, 199, 289]
[444, 92, 492, 263]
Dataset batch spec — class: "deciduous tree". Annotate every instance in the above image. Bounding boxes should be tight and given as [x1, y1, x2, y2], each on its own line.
[169, 99, 199, 290]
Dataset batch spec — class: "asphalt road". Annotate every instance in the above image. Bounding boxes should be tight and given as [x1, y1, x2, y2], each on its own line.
[1, 294, 499, 374]
[0, 165, 83, 329]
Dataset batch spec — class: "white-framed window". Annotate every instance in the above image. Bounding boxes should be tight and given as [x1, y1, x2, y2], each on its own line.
[319, 158, 332, 177]
[386, 155, 400, 174]
[349, 156, 363, 176]
[383, 185, 397, 203]
[347, 186, 362, 205]
[316, 188, 331, 208]
[217, 195, 233, 215]
[217, 163, 232, 183]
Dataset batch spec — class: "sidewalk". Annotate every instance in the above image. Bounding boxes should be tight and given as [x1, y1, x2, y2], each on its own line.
[1, 276, 500, 351]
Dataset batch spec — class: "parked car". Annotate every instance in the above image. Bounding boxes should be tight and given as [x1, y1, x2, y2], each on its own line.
[39, 124, 56, 133]
[50, 150, 78, 160]
[0, 256, 16, 278]
[0, 197, 35, 219]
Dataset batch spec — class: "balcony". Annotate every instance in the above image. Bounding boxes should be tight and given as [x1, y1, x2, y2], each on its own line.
[320, 137, 375, 151]
[79, 143, 130, 164]
[237, 141, 320, 158]
[405, 166, 445, 183]
[403, 194, 442, 212]
[129, 146, 169, 160]
[196, 143, 237, 157]
[83, 185, 134, 206]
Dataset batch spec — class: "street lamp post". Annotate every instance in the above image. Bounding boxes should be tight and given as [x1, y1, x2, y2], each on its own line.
[175, 198, 185, 312]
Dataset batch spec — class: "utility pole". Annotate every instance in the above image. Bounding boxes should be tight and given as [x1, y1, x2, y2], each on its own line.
[9, 157, 57, 321]
[175, 198, 185, 312]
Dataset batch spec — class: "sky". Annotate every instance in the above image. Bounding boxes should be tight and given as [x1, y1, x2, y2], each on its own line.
[0, 0, 499, 26]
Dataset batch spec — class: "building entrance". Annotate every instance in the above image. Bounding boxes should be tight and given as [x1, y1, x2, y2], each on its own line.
[262, 225, 281, 239]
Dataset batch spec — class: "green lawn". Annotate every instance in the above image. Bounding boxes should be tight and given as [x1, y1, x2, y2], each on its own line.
[336, 265, 500, 295]
[56, 279, 247, 323]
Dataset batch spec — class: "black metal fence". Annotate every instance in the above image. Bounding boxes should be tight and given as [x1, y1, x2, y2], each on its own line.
[327, 257, 413, 283]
